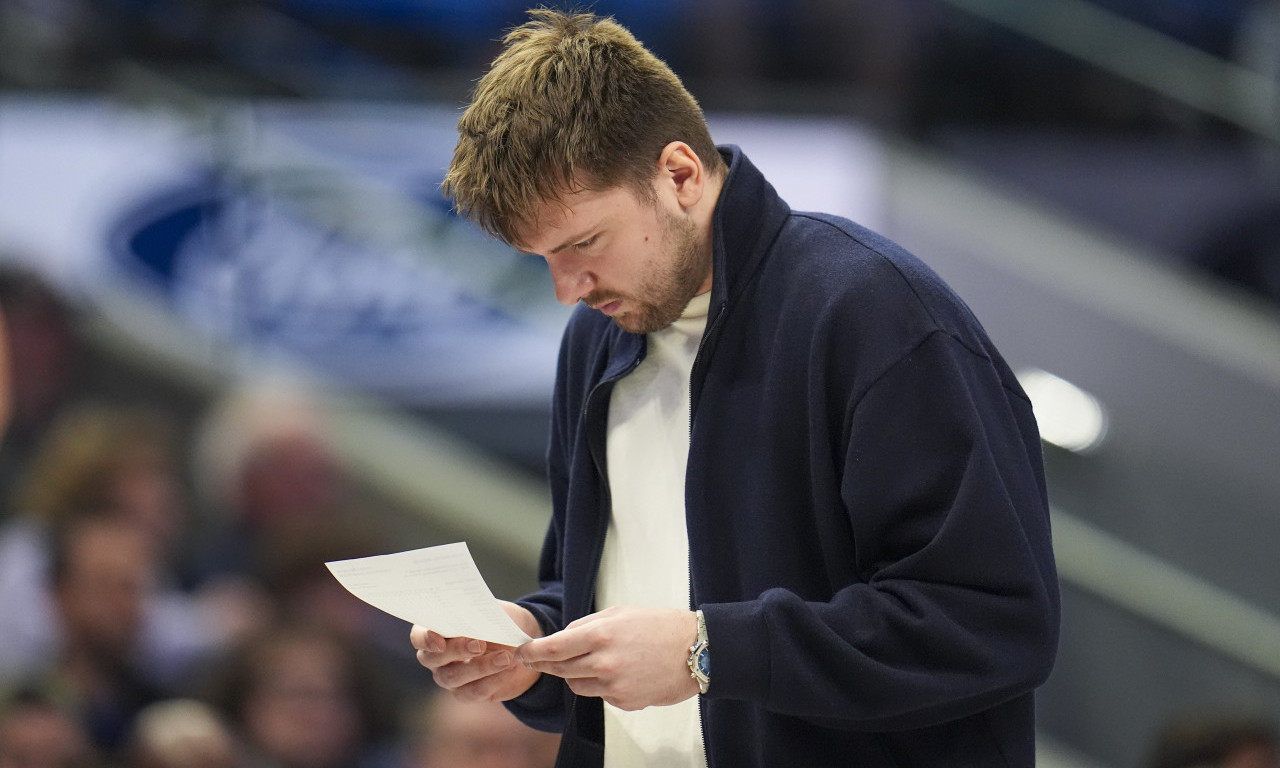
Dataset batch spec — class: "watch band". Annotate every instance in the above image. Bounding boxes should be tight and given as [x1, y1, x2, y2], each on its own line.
[687, 609, 710, 695]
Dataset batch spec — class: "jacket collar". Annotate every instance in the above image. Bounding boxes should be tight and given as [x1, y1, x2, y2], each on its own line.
[708, 145, 792, 314]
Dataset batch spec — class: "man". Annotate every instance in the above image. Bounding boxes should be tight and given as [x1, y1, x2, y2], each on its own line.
[412, 9, 1060, 767]
[21, 514, 164, 758]
[1145, 714, 1280, 768]
[0, 691, 95, 768]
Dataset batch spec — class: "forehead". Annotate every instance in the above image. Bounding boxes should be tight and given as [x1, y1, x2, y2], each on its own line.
[516, 183, 649, 254]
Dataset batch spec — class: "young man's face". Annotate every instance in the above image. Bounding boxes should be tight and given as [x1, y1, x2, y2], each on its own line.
[518, 179, 712, 335]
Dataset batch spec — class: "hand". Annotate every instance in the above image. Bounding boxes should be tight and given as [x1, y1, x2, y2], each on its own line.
[410, 601, 544, 703]
[515, 605, 700, 711]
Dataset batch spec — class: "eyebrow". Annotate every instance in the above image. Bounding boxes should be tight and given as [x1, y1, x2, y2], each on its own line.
[514, 229, 593, 258]
[548, 228, 597, 255]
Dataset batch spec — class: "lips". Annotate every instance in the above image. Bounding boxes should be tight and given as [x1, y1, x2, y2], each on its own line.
[595, 300, 622, 316]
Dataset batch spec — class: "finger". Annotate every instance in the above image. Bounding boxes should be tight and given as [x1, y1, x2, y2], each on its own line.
[565, 675, 607, 700]
[452, 664, 521, 704]
[409, 625, 441, 652]
[433, 648, 517, 691]
[563, 611, 607, 631]
[515, 629, 593, 665]
[522, 657, 590, 680]
[411, 626, 487, 656]
[415, 633, 489, 669]
[528, 641, 622, 681]
[563, 676, 646, 712]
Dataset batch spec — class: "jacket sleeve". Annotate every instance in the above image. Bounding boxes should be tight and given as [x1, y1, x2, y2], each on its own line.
[703, 331, 1060, 731]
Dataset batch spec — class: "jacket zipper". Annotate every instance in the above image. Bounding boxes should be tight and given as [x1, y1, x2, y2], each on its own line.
[688, 299, 727, 768]
[689, 300, 727, 425]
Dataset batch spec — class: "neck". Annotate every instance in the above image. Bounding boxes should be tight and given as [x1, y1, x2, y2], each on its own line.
[692, 171, 725, 295]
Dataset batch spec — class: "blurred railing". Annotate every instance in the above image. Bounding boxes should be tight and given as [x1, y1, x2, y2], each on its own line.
[1053, 511, 1280, 681]
[937, 0, 1280, 144]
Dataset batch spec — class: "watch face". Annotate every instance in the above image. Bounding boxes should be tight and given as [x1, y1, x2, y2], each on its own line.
[697, 648, 711, 678]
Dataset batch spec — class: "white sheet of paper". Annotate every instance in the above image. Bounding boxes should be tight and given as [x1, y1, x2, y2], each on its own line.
[325, 541, 533, 647]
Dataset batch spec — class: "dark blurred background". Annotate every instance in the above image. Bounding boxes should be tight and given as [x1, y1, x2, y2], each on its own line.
[0, 2, 1278, 768]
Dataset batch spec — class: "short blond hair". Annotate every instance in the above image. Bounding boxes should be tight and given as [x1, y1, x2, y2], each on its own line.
[15, 404, 175, 523]
[442, 8, 725, 246]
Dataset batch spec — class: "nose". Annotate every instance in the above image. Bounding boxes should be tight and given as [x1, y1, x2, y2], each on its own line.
[548, 258, 595, 306]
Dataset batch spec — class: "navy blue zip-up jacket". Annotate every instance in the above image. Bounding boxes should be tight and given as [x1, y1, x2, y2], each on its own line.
[508, 146, 1060, 767]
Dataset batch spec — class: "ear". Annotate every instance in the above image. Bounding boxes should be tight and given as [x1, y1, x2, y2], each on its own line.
[656, 141, 705, 210]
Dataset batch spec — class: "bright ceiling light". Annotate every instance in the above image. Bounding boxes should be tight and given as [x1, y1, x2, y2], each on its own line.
[1016, 368, 1109, 454]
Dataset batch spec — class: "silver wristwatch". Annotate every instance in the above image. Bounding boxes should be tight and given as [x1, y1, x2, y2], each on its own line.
[687, 609, 710, 695]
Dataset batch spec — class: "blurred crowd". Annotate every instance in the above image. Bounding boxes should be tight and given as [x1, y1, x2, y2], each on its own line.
[3, 0, 1276, 135]
[1144, 714, 1279, 768]
[0, 265, 561, 767]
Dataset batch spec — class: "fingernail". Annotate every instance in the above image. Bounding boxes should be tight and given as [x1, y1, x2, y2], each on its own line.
[467, 640, 483, 654]
[425, 634, 443, 653]
[493, 652, 512, 669]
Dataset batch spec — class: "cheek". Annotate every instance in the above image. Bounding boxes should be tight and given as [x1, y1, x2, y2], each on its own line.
[627, 234, 668, 283]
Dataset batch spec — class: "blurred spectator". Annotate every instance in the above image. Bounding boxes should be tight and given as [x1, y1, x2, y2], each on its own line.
[403, 692, 559, 768]
[191, 380, 355, 582]
[12, 403, 184, 555]
[1145, 712, 1280, 768]
[0, 403, 264, 688]
[253, 517, 414, 699]
[6, 514, 166, 758]
[0, 302, 11, 441]
[0, 689, 98, 768]
[127, 698, 240, 768]
[188, 379, 409, 702]
[255, 517, 381, 635]
[206, 622, 398, 768]
[0, 266, 82, 500]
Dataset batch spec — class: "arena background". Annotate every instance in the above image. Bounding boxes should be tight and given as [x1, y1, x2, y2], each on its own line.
[1, 1, 1278, 766]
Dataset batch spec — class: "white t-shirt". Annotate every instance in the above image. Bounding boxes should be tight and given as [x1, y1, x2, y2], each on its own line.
[598, 290, 711, 768]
